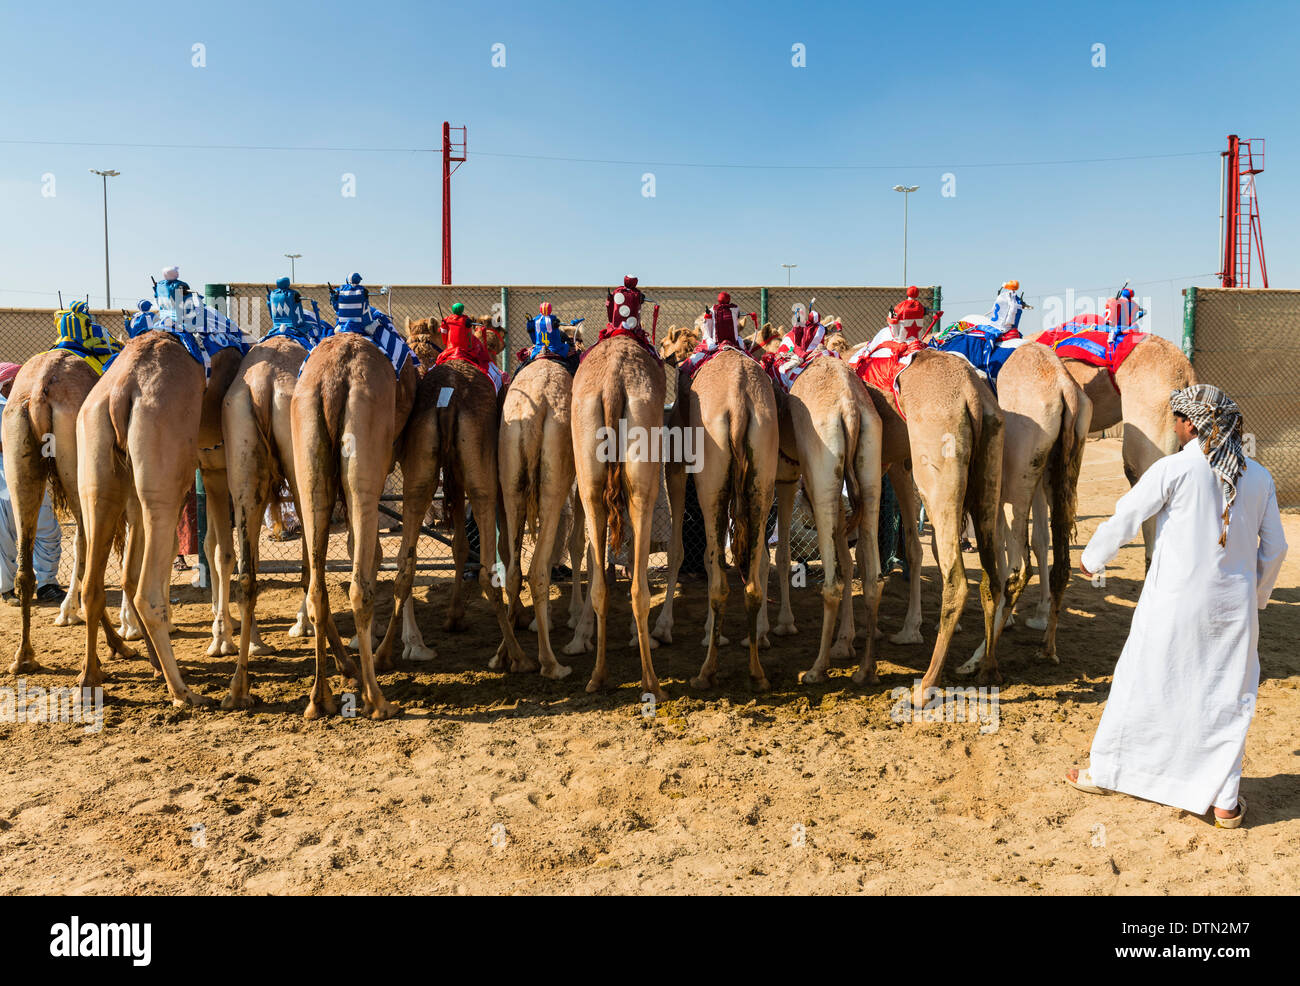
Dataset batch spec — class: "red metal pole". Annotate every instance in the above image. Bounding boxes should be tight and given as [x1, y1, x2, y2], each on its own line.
[1221, 134, 1239, 288]
[442, 121, 452, 285]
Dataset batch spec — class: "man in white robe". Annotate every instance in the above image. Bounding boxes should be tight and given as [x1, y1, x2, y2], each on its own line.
[1067, 384, 1287, 827]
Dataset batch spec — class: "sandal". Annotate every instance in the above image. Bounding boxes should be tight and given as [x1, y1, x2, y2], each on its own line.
[1065, 767, 1108, 795]
[1214, 796, 1247, 829]
[174, 556, 190, 572]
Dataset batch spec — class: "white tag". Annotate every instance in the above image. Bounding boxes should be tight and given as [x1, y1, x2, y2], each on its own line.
[437, 387, 453, 408]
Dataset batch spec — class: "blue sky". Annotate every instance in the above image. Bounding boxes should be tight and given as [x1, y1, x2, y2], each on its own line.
[1, 0, 1296, 339]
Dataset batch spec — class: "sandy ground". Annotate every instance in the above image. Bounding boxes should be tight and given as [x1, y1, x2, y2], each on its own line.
[0, 436, 1296, 895]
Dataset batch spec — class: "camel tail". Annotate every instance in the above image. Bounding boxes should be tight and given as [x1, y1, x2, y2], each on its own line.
[1047, 384, 1090, 599]
[439, 399, 463, 527]
[24, 388, 73, 521]
[841, 402, 864, 535]
[602, 387, 628, 555]
[725, 408, 755, 575]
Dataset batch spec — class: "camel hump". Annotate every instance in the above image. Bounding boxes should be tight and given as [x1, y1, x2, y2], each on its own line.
[1123, 333, 1196, 388]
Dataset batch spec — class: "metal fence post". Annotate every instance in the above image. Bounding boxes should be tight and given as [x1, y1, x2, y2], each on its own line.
[933, 284, 942, 319]
[760, 286, 769, 329]
[500, 285, 510, 372]
[1181, 285, 1197, 362]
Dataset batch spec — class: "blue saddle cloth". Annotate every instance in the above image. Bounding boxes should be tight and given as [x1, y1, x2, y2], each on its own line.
[264, 309, 331, 352]
[934, 330, 1019, 395]
[316, 308, 416, 378]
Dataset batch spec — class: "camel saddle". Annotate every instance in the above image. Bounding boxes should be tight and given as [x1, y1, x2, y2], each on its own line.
[680, 338, 755, 379]
[932, 326, 1027, 396]
[47, 304, 122, 376]
[329, 308, 418, 379]
[849, 338, 926, 416]
[1036, 327, 1148, 391]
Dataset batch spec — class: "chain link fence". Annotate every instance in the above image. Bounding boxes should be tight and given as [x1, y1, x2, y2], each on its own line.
[1, 284, 931, 591]
[1185, 287, 1300, 507]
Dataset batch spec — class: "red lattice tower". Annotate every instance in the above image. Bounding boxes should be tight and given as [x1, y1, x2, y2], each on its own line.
[442, 122, 467, 285]
[1220, 135, 1268, 288]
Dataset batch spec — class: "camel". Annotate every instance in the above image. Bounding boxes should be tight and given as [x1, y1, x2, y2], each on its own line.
[1034, 334, 1195, 569]
[292, 331, 417, 719]
[2, 351, 137, 673]
[570, 324, 668, 701]
[496, 354, 590, 679]
[953, 343, 1091, 676]
[746, 321, 782, 355]
[651, 347, 779, 689]
[404, 316, 443, 373]
[374, 356, 529, 674]
[220, 332, 350, 709]
[77, 332, 231, 705]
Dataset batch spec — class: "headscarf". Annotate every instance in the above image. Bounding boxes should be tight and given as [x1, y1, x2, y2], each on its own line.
[0, 362, 21, 387]
[1169, 384, 1245, 547]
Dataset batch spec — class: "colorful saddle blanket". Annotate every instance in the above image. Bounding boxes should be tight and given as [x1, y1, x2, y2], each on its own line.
[761, 347, 837, 393]
[324, 308, 417, 378]
[1036, 328, 1147, 381]
[933, 328, 1026, 396]
[681, 339, 756, 379]
[48, 306, 123, 376]
[849, 339, 926, 416]
[264, 309, 331, 352]
[118, 304, 250, 378]
[581, 325, 662, 365]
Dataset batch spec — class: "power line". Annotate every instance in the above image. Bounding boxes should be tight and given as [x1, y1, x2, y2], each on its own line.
[0, 137, 1216, 170]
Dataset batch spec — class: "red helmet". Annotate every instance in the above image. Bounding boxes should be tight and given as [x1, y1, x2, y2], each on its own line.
[717, 291, 731, 305]
[539, 301, 553, 315]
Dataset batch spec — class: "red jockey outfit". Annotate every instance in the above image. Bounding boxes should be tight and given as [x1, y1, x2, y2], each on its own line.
[589, 275, 660, 361]
[436, 303, 505, 392]
[866, 285, 936, 351]
[764, 307, 837, 391]
[681, 291, 757, 377]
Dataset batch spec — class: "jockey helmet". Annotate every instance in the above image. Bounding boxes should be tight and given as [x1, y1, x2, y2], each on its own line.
[539, 302, 552, 315]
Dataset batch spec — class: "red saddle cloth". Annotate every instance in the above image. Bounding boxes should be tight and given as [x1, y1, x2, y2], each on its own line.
[1036, 329, 1147, 383]
[851, 339, 925, 416]
[581, 325, 663, 364]
[681, 339, 752, 378]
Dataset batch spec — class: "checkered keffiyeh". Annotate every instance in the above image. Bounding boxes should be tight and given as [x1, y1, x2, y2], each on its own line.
[1169, 384, 1246, 546]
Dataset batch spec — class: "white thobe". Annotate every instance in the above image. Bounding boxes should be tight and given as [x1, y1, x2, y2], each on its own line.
[1080, 441, 1288, 814]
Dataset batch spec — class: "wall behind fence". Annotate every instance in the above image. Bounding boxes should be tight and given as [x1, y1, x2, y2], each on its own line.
[1186, 287, 1300, 507]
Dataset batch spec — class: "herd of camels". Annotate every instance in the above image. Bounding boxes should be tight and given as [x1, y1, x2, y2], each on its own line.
[1, 288, 1195, 718]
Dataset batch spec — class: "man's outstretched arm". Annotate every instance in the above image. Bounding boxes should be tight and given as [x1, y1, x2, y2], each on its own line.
[1080, 459, 1172, 576]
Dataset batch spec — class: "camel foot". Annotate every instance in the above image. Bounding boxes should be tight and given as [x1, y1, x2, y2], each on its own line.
[207, 638, 239, 658]
[850, 668, 880, 687]
[221, 690, 256, 711]
[690, 673, 716, 690]
[287, 618, 313, 638]
[630, 633, 660, 649]
[304, 692, 338, 719]
[750, 675, 771, 693]
[773, 621, 798, 637]
[650, 619, 673, 644]
[120, 625, 143, 642]
[488, 643, 507, 671]
[364, 699, 401, 721]
[798, 668, 825, 685]
[171, 690, 214, 709]
[585, 676, 606, 694]
[7, 655, 42, 675]
[510, 653, 541, 674]
[77, 668, 107, 689]
[1036, 645, 1059, 665]
[563, 634, 593, 656]
[526, 616, 539, 633]
[54, 610, 84, 628]
[1026, 615, 1049, 631]
[699, 633, 729, 647]
[249, 639, 274, 656]
[829, 638, 853, 661]
[402, 641, 437, 663]
[889, 626, 924, 645]
[741, 633, 770, 649]
[540, 661, 573, 681]
[642, 683, 669, 703]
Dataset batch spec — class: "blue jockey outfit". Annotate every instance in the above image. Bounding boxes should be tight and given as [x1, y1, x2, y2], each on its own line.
[332, 274, 369, 322]
[119, 268, 251, 377]
[934, 327, 1022, 395]
[264, 278, 327, 351]
[526, 313, 573, 360]
[323, 283, 415, 377]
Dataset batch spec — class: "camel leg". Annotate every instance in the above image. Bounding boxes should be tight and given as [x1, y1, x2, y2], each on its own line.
[887, 464, 924, 644]
[626, 477, 666, 702]
[742, 456, 774, 690]
[1025, 484, 1051, 630]
[3, 445, 47, 675]
[444, 495, 469, 632]
[851, 456, 883, 687]
[202, 466, 238, 657]
[224, 489, 267, 710]
[301, 474, 338, 720]
[527, 483, 572, 680]
[376, 443, 436, 668]
[771, 479, 798, 636]
[651, 460, 686, 644]
[580, 491, 611, 694]
[56, 522, 84, 628]
[690, 477, 727, 690]
[78, 494, 124, 690]
[343, 480, 398, 721]
[288, 513, 313, 637]
[566, 492, 587, 629]
[472, 482, 532, 674]
[118, 518, 145, 642]
[799, 467, 848, 685]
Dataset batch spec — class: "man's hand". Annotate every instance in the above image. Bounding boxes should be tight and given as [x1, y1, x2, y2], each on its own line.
[1079, 560, 1093, 578]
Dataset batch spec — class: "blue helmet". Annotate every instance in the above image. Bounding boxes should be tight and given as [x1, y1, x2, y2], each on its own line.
[276, 276, 291, 290]
[349, 273, 362, 285]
